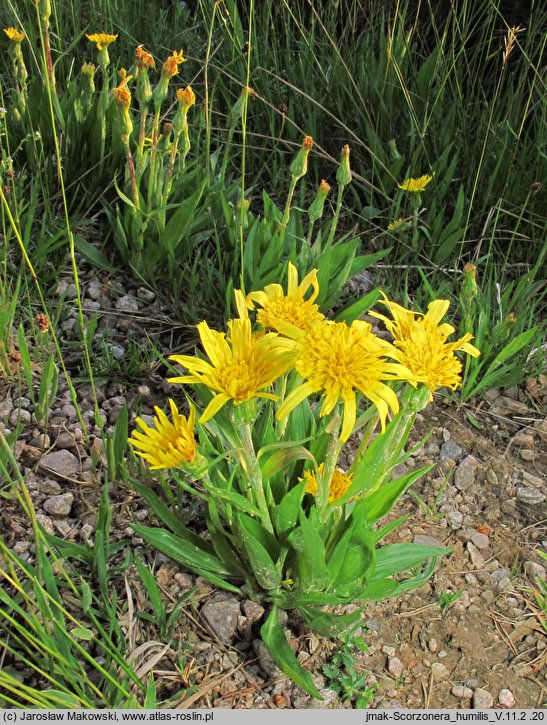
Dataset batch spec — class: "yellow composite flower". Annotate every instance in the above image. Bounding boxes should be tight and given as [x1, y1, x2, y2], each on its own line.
[276, 318, 417, 442]
[235, 262, 324, 333]
[370, 293, 480, 395]
[86, 33, 118, 51]
[128, 399, 197, 470]
[161, 50, 186, 79]
[387, 217, 408, 231]
[398, 174, 433, 193]
[4, 27, 25, 43]
[136, 45, 155, 70]
[168, 318, 295, 423]
[176, 86, 196, 109]
[300, 463, 353, 504]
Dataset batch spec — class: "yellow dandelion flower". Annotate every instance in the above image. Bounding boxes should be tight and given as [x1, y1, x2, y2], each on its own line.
[370, 293, 480, 395]
[300, 463, 353, 504]
[128, 399, 197, 470]
[387, 217, 408, 231]
[276, 318, 417, 442]
[398, 174, 433, 193]
[235, 262, 324, 333]
[136, 45, 155, 70]
[4, 27, 25, 43]
[162, 50, 186, 79]
[168, 318, 295, 423]
[86, 33, 118, 51]
[176, 85, 196, 109]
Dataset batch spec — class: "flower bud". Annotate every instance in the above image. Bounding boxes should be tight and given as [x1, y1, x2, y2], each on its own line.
[461, 263, 478, 304]
[308, 179, 331, 224]
[154, 50, 185, 105]
[336, 144, 352, 187]
[113, 82, 133, 144]
[290, 135, 313, 179]
[228, 85, 255, 127]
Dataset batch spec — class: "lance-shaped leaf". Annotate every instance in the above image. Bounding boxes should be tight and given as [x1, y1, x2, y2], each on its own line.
[299, 605, 362, 638]
[237, 513, 282, 591]
[261, 606, 322, 699]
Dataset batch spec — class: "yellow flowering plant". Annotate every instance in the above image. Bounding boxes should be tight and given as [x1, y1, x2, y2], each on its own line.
[129, 269, 479, 699]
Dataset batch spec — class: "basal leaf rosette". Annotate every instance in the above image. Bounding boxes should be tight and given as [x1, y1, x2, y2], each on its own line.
[168, 317, 295, 423]
[275, 317, 418, 442]
[371, 293, 480, 397]
[235, 261, 324, 333]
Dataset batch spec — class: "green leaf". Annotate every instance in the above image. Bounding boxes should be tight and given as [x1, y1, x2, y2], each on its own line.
[334, 289, 380, 324]
[74, 237, 118, 272]
[70, 627, 94, 641]
[373, 543, 451, 580]
[359, 578, 399, 601]
[131, 481, 215, 554]
[163, 182, 206, 259]
[362, 464, 434, 522]
[261, 606, 323, 699]
[207, 485, 261, 517]
[238, 513, 281, 591]
[131, 525, 233, 578]
[275, 482, 306, 537]
[294, 511, 329, 589]
[134, 557, 163, 621]
[258, 443, 316, 479]
[299, 605, 362, 638]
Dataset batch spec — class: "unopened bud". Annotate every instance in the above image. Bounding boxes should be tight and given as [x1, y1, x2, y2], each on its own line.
[337, 144, 352, 187]
[290, 135, 313, 179]
[461, 262, 478, 303]
[308, 179, 331, 223]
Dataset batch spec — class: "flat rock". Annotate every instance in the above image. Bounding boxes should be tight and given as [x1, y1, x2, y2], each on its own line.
[201, 595, 241, 643]
[471, 532, 490, 550]
[43, 493, 74, 517]
[473, 688, 494, 709]
[524, 561, 547, 582]
[516, 487, 545, 505]
[454, 456, 479, 491]
[242, 599, 265, 625]
[446, 511, 463, 529]
[387, 656, 404, 678]
[115, 295, 139, 312]
[452, 685, 473, 699]
[467, 542, 485, 569]
[522, 471, 544, 489]
[490, 396, 530, 416]
[413, 534, 444, 548]
[440, 440, 464, 461]
[41, 450, 79, 477]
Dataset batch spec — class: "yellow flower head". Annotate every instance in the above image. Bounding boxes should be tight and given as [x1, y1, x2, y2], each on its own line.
[300, 463, 353, 504]
[177, 85, 196, 109]
[128, 399, 197, 470]
[387, 217, 408, 232]
[235, 262, 324, 334]
[113, 84, 131, 111]
[162, 50, 186, 79]
[86, 33, 118, 51]
[169, 318, 295, 423]
[319, 179, 331, 195]
[398, 174, 433, 193]
[276, 318, 417, 441]
[4, 27, 25, 43]
[136, 45, 155, 70]
[370, 293, 480, 394]
[81, 62, 96, 77]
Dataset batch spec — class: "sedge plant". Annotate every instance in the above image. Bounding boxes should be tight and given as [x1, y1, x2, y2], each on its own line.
[127, 266, 480, 698]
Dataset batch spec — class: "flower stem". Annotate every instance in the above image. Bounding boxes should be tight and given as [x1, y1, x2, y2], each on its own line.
[237, 420, 274, 534]
[317, 412, 342, 523]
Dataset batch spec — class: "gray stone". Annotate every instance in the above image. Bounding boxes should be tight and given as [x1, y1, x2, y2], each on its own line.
[440, 440, 464, 462]
[431, 662, 450, 680]
[43, 493, 74, 517]
[115, 295, 139, 312]
[522, 471, 544, 489]
[447, 511, 463, 530]
[473, 688, 494, 709]
[498, 689, 516, 708]
[481, 590, 495, 605]
[201, 595, 241, 643]
[254, 639, 283, 677]
[452, 685, 473, 699]
[86, 279, 101, 300]
[309, 688, 340, 709]
[524, 561, 547, 582]
[516, 487, 546, 505]
[387, 656, 404, 678]
[454, 456, 479, 491]
[413, 534, 444, 548]
[486, 468, 499, 486]
[137, 286, 156, 302]
[490, 568, 511, 584]
[39, 480, 62, 495]
[9, 409, 31, 426]
[29, 432, 51, 449]
[41, 450, 79, 477]
[60, 404, 78, 420]
[467, 542, 485, 569]
[490, 396, 529, 415]
[366, 618, 381, 632]
[242, 600, 265, 625]
[471, 532, 490, 550]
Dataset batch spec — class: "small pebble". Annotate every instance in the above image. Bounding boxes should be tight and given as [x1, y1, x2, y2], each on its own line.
[471, 532, 490, 550]
[43, 493, 74, 517]
[452, 685, 473, 699]
[473, 688, 494, 709]
[430, 662, 449, 680]
[387, 656, 404, 679]
[115, 295, 139, 312]
[498, 689, 516, 708]
[447, 511, 463, 530]
[520, 449, 534, 461]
